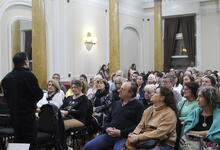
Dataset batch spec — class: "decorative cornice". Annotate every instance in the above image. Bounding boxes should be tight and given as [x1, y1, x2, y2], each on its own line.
[0, 0, 31, 19]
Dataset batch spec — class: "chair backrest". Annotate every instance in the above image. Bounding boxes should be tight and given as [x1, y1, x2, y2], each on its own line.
[86, 100, 93, 126]
[0, 100, 11, 127]
[38, 103, 59, 134]
[174, 118, 182, 150]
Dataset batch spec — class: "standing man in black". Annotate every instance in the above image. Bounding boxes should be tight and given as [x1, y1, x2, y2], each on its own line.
[1, 52, 43, 150]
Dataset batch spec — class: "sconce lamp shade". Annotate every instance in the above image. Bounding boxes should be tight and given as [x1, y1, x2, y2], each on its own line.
[85, 32, 97, 51]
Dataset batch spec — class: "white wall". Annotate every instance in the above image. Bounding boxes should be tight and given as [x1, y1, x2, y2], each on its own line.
[46, 0, 148, 80]
[119, 14, 143, 75]
[46, 0, 109, 80]
[120, 26, 140, 76]
[0, 0, 31, 79]
[201, 11, 220, 71]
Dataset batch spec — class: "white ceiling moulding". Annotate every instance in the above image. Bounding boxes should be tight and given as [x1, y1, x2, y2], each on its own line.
[69, 0, 107, 9]
[162, 0, 200, 16]
[119, 0, 146, 17]
[200, 0, 219, 12]
[0, 0, 31, 18]
[142, 1, 154, 9]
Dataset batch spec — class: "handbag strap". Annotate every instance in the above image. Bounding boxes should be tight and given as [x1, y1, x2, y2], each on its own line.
[179, 100, 186, 116]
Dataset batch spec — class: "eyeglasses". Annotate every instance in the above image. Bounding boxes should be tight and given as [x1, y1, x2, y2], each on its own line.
[95, 80, 104, 84]
[48, 83, 54, 87]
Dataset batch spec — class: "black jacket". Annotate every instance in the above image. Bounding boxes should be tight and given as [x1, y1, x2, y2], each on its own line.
[2, 67, 43, 114]
[61, 95, 91, 125]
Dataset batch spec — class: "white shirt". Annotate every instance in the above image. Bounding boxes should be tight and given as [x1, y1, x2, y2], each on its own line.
[37, 90, 64, 108]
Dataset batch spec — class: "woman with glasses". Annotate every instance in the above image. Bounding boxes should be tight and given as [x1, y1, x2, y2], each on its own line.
[60, 79, 91, 130]
[177, 82, 199, 122]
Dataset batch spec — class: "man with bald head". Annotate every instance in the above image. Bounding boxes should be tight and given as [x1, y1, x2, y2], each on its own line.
[84, 81, 144, 150]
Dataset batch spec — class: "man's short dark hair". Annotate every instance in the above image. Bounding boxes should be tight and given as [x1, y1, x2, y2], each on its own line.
[128, 82, 138, 98]
[13, 52, 27, 68]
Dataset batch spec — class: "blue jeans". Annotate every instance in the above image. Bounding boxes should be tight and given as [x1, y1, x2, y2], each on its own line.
[84, 134, 126, 150]
[149, 144, 174, 150]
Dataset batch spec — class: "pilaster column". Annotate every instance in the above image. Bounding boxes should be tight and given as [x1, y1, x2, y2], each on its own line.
[32, 0, 47, 89]
[154, 0, 163, 71]
[12, 20, 21, 56]
[109, 0, 120, 73]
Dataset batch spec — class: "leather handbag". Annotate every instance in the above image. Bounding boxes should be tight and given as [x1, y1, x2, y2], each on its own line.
[134, 139, 160, 149]
[134, 126, 160, 149]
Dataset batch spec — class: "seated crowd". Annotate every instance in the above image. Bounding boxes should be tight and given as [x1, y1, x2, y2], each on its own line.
[1, 64, 220, 150]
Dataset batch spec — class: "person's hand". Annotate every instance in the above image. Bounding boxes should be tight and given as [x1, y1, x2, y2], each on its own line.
[110, 128, 121, 137]
[128, 134, 138, 143]
[60, 110, 68, 115]
[106, 127, 114, 136]
[36, 108, 41, 113]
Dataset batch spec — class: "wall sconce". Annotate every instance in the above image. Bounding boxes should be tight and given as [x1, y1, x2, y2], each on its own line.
[84, 32, 97, 51]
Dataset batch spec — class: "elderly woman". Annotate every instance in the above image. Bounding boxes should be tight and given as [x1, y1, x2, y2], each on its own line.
[125, 86, 178, 150]
[60, 79, 91, 130]
[111, 76, 126, 103]
[177, 82, 199, 122]
[37, 79, 64, 109]
[141, 84, 157, 109]
[87, 75, 102, 100]
[181, 86, 220, 149]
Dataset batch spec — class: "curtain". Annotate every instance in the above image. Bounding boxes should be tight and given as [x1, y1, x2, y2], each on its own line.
[164, 18, 179, 71]
[180, 16, 196, 66]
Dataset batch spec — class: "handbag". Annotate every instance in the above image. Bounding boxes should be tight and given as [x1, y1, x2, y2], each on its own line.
[179, 134, 220, 150]
[134, 126, 160, 149]
[134, 139, 160, 149]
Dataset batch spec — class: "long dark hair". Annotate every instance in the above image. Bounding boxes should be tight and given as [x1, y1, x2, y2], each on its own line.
[159, 86, 179, 117]
[184, 82, 199, 99]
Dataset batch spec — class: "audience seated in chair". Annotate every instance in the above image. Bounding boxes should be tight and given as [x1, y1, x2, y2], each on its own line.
[60, 79, 91, 131]
[91, 79, 112, 127]
[37, 79, 64, 110]
[177, 82, 199, 122]
[52, 73, 67, 93]
[84, 81, 144, 150]
[111, 76, 126, 103]
[180, 86, 220, 150]
[141, 84, 157, 110]
[125, 86, 178, 150]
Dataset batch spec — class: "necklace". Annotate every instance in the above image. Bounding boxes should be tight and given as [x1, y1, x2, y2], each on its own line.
[202, 115, 207, 127]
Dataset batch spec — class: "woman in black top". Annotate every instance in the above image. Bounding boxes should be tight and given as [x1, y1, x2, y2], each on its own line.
[60, 79, 91, 130]
[91, 79, 112, 127]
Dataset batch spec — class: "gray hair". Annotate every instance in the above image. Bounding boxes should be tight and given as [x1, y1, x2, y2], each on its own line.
[144, 84, 157, 93]
[198, 86, 220, 109]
